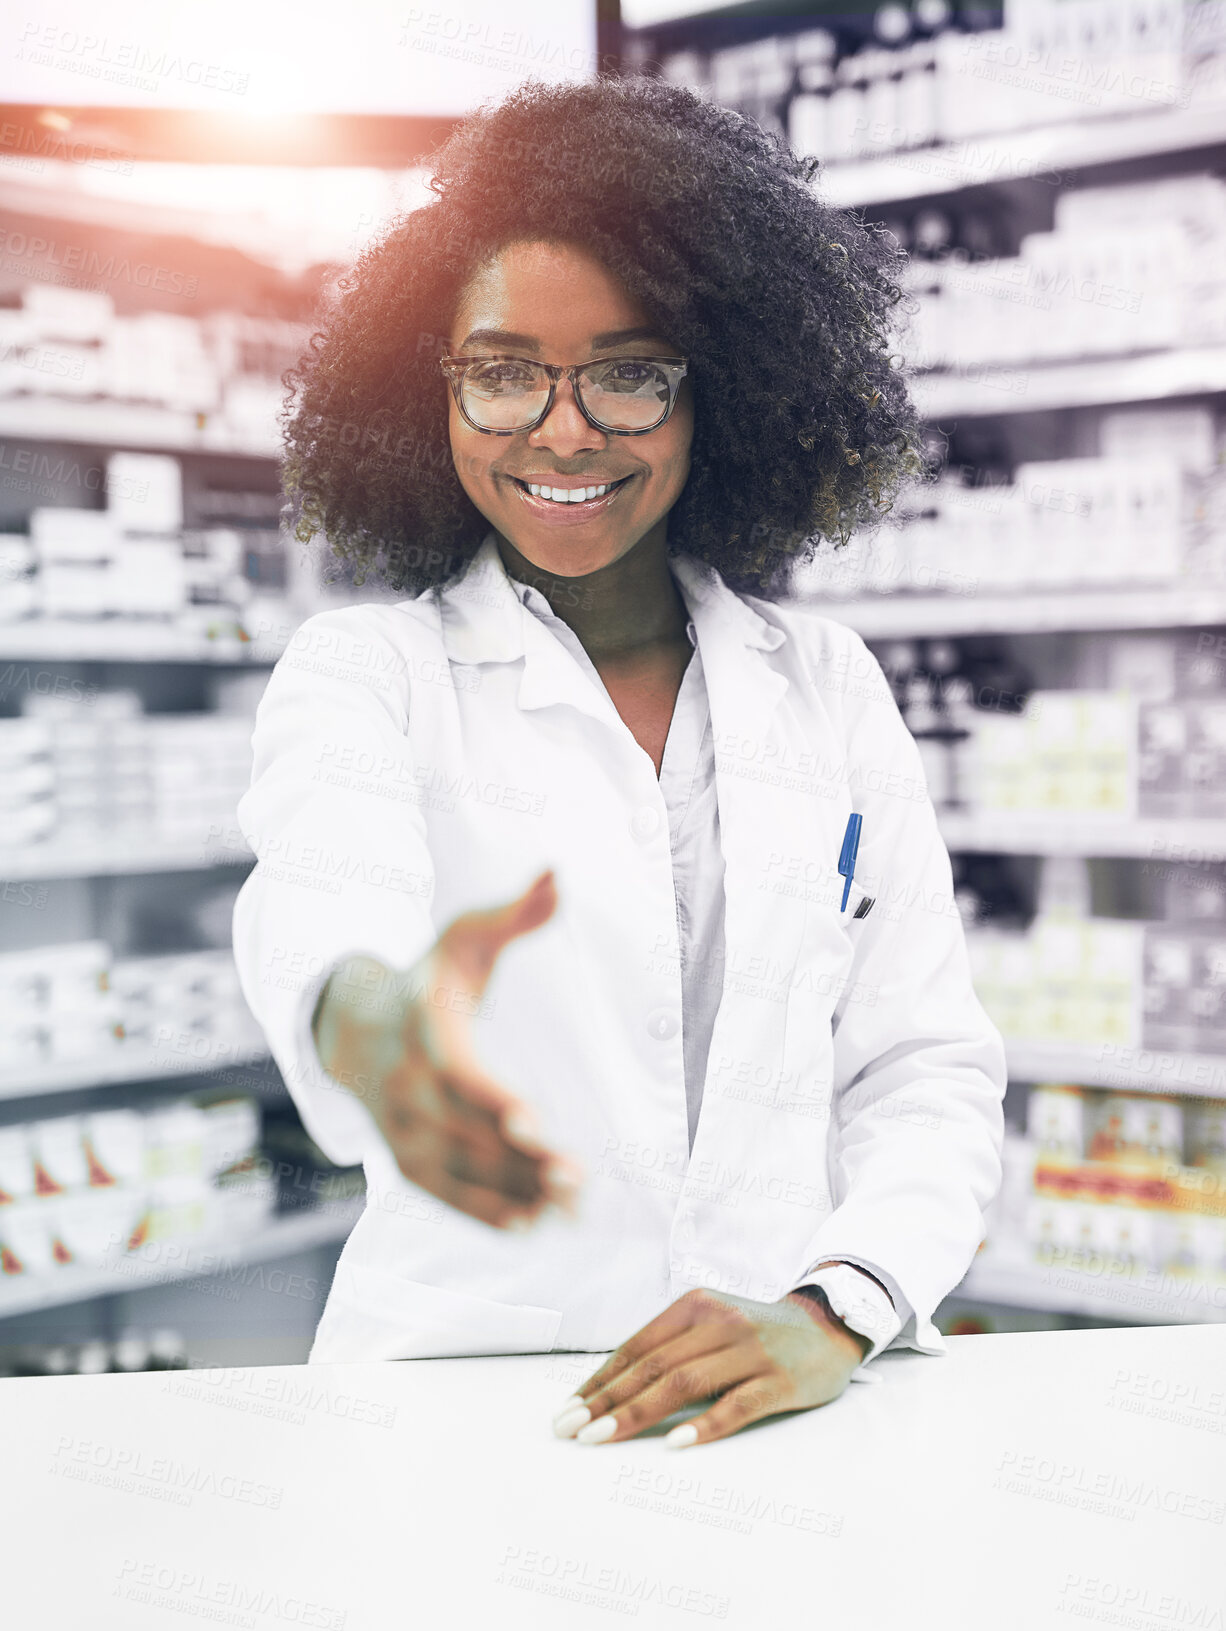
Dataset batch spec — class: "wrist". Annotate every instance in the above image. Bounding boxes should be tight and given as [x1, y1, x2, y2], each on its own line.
[787, 1286, 873, 1361]
[313, 957, 407, 1106]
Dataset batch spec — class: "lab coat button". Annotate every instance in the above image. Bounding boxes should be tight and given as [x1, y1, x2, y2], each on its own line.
[646, 1007, 679, 1041]
[630, 807, 661, 842]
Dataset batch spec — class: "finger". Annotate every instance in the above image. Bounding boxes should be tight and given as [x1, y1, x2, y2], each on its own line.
[572, 1290, 732, 1403]
[441, 1128, 548, 1205]
[439, 870, 557, 990]
[571, 1342, 765, 1446]
[662, 1372, 800, 1450]
[558, 1322, 747, 1437]
[425, 1166, 547, 1230]
[381, 1072, 550, 1220]
[434, 1070, 582, 1213]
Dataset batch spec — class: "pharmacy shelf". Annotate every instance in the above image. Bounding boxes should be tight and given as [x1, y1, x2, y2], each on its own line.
[0, 398, 279, 458]
[0, 1199, 364, 1320]
[808, 583, 1226, 638]
[0, 621, 281, 663]
[0, 1037, 272, 1104]
[1005, 1042, 1226, 1098]
[957, 1251, 1226, 1326]
[821, 100, 1226, 209]
[938, 812, 1226, 860]
[912, 344, 1226, 419]
[0, 838, 254, 882]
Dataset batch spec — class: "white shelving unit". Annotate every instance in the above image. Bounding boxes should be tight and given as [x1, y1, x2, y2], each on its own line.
[0, 1037, 271, 1104]
[805, 584, 1226, 639]
[0, 1200, 364, 1320]
[820, 100, 1226, 209]
[936, 813, 1226, 861]
[1004, 1042, 1226, 1098]
[809, 59, 1226, 1331]
[0, 623, 280, 663]
[0, 398, 279, 458]
[0, 838, 254, 881]
[913, 345, 1226, 420]
[958, 1251, 1226, 1326]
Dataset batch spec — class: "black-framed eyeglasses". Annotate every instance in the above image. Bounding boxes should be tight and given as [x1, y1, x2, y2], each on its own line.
[439, 353, 689, 436]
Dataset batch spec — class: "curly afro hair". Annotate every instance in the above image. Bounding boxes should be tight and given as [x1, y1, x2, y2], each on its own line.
[281, 72, 924, 599]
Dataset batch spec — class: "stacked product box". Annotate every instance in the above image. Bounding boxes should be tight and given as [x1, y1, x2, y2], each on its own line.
[0, 286, 305, 432]
[814, 403, 1226, 601]
[14, 452, 248, 623]
[657, 2, 1200, 164]
[954, 687, 1226, 820]
[0, 1093, 272, 1282]
[0, 689, 255, 851]
[968, 911, 1225, 1059]
[902, 177, 1226, 368]
[0, 943, 259, 1075]
[967, 916, 1145, 1052]
[1011, 1084, 1226, 1286]
[961, 691, 1139, 817]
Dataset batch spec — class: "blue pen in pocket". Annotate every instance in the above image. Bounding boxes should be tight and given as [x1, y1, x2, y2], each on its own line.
[838, 812, 862, 912]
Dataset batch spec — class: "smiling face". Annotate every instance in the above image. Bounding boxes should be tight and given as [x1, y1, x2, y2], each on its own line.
[446, 239, 693, 581]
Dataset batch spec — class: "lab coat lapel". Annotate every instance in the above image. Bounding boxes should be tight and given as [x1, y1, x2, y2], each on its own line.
[669, 558, 840, 1290]
[669, 559, 797, 1124]
[440, 531, 630, 733]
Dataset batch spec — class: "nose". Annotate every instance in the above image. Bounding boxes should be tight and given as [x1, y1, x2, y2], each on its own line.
[528, 373, 607, 458]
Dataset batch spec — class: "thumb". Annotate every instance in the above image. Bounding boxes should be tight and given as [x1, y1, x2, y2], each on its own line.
[438, 870, 557, 988]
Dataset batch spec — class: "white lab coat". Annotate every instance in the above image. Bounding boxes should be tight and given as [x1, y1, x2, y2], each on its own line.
[232, 531, 1006, 1365]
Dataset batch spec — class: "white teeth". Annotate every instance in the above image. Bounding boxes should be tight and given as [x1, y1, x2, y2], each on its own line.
[526, 482, 613, 503]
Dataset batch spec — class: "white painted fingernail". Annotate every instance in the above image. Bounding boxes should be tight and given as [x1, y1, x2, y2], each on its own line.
[576, 1415, 617, 1445]
[664, 1423, 699, 1450]
[505, 1111, 540, 1144]
[506, 1215, 533, 1234]
[552, 1403, 591, 1438]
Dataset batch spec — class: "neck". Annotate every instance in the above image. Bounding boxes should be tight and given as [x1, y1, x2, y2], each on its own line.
[495, 521, 689, 661]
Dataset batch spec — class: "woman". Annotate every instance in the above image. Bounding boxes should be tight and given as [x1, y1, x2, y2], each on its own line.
[233, 74, 1006, 1450]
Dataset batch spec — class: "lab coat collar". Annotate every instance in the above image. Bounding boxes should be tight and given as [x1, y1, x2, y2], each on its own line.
[438, 530, 787, 731]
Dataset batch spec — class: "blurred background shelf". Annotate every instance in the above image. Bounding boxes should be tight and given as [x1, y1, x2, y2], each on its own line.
[0, 623, 280, 662]
[937, 813, 1226, 859]
[1004, 1042, 1226, 1096]
[0, 400, 280, 458]
[0, 839, 253, 880]
[958, 1251, 1226, 1326]
[821, 100, 1226, 209]
[0, 1039, 270, 1103]
[913, 345, 1226, 420]
[808, 585, 1226, 639]
[0, 1200, 364, 1320]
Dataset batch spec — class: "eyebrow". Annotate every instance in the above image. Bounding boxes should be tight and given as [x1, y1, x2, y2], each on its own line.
[457, 325, 668, 352]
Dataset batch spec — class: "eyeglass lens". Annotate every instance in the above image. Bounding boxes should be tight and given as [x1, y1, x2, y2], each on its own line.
[461, 358, 673, 432]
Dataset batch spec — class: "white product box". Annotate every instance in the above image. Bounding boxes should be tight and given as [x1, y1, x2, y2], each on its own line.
[1028, 1084, 1088, 1161]
[0, 1127, 35, 1202]
[22, 285, 114, 343]
[37, 563, 110, 618]
[107, 451, 183, 535]
[27, 1116, 91, 1192]
[0, 1199, 56, 1275]
[81, 1110, 146, 1186]
[142, 1102, 207, 1183]
[0, 579, 37, 621]
[28, 508, 118, 563]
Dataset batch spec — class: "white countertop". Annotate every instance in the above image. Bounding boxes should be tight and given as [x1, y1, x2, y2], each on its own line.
[4, 1323, 1223, 1629]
